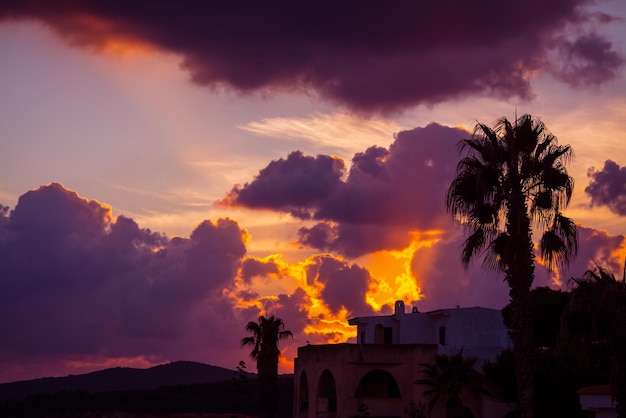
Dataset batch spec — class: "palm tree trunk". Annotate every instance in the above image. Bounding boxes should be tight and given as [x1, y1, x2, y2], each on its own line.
[507, 187, 535, 418]
[510, 284, 534, 418]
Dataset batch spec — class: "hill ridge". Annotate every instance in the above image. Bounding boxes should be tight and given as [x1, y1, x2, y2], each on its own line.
[0, 360, 249, 402]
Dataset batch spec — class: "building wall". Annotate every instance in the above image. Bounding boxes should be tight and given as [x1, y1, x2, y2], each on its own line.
[295, 303, 514, 417]
[294, 343, 443, 418]
[349, 304, 511, 364]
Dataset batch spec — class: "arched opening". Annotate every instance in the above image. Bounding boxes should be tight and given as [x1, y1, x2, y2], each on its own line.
[355, 369, 401, 398]
[317, 369, 337, 413]
[299, 371, 309, 412]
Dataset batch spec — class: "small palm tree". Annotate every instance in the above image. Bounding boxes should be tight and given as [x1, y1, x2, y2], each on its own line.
[416, 351, 481, 418]
[447, 114, 578, 418]
[241, 315, 292, 418]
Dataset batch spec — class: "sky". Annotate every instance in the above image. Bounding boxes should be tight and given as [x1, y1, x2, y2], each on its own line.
[0, 1, 625, 383]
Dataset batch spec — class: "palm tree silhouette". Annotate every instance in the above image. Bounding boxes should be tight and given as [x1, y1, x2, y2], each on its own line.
[241, 315, 293, 418]
[446, 114, 578, 418]
[416, 350, 482, 418]
[561, 263, 626, 417]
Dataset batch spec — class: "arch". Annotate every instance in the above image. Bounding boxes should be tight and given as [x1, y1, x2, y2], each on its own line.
[317, 369, 337, 412]
[355, 369, 401, 398]
[299, 371, 309, 412]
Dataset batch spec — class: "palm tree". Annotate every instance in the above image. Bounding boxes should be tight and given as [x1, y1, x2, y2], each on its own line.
[241, 315, 293, 418]
[446, 114, 578, 418]
[561, 263, 626, 417]
[416, 350, 481, 418]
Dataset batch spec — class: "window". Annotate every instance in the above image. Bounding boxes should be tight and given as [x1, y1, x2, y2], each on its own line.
[384, 327, 393, 344]
[439, 326, 446, 346]
[317, 370, 337, 412]
[299, 372, 309, 411]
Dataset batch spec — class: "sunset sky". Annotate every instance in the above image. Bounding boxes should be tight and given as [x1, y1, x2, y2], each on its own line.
[1, 1, 625, 383]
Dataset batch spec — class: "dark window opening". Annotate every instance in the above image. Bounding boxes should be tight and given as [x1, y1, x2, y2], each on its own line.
[439, 326, 446, 346]
[384, 327, 393, 344]
[299, 372, 309, 411]
[317, 370, 337, 413]
[375, 324, 385, 344]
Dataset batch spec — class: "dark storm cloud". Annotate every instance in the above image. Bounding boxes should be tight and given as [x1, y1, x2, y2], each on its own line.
[0, 183, 248, 362]
[1, 1, 621, 113]
[226, 123, 465, 256]
[585, 160, 626, 216]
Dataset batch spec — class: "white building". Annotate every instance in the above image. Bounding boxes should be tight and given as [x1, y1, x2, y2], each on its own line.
[293, 301, 514, 418]
[349, 300, 512, 364]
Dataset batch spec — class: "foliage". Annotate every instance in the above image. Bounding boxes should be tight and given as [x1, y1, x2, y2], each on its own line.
[446, 114, 577, 418]
[406, 401, 429, 418]
[0, 377, 295, 418]
[560, 264, 626, 417]
[416, 350, 482, 418]
[502, 286, 570, 349]
[231, 360, 251, 412]
[241, 315, 292, 418]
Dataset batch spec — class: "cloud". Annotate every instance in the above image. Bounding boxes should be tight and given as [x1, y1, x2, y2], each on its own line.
[220, 151, 345, 219]
[414, 225, 626, 311]
[0, 183, 381, 382]
[225, 123, 466, 257]
[239, 112, 402, 155]
[410, 235, 511, 312]
[585, 159, 626, 216]
[305, 255, 375, 318]
[1, 1, 621, 113]
[551, 32, 624, 86]
[240, 257, 281, 284]
[0, 183, 252, 380]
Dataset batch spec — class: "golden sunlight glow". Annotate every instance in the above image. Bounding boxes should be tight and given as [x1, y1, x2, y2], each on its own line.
[362, 230, 445, 310]
[64, 14, 154, 57]
[230, 253, 363, 346]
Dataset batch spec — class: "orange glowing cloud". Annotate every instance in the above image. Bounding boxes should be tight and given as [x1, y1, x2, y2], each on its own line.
[47, 13, 154, 57]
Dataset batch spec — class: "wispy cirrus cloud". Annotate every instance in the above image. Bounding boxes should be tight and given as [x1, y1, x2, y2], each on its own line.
[239, 112, 403, 156]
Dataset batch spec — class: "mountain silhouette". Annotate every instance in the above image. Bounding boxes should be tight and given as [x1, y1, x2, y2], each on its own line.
[0, 361, 250, 402]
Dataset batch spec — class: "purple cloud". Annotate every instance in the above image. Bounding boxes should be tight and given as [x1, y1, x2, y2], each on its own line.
[0, 183, 250, 379]
[227, 123, 465, 256]
[220, 151, 345, 219]
[261, 288, 311, 337]
[240, 257, 281, 284]
[552, 32, 624, 86]
[585, 160, 626, 216]
[305, 255, 375, 318]
[411, 235, 511, 312]
[1, 1, 620, 113]
[534, 225, 626, 286]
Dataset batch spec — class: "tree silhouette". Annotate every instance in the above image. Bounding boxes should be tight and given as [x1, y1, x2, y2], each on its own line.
[416, 350, 482, 418]
[447, 114, 578, 418]
[561, 263, 626, 417]
[241, 315, 292, 418]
